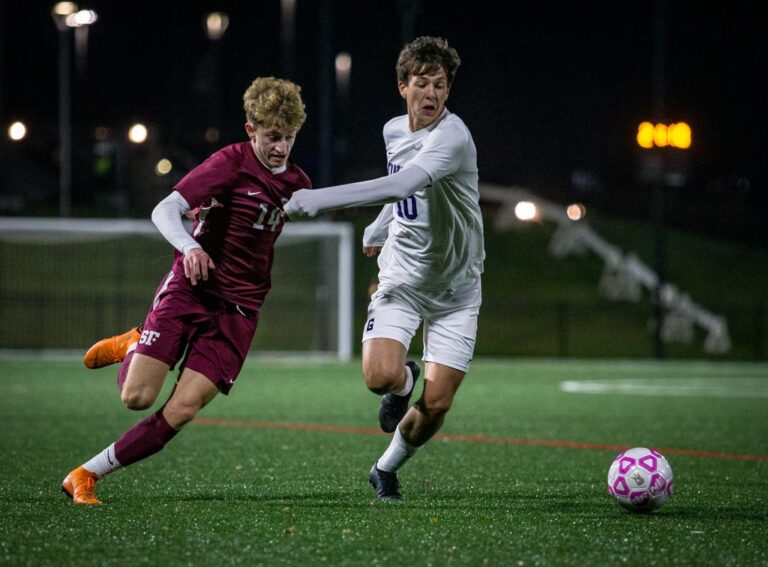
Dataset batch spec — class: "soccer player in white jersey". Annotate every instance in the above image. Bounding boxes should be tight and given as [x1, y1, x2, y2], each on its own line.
[284, 36, 484, 500]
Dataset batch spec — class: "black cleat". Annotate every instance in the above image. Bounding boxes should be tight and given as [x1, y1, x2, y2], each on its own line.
[369, 463, 402, 501]
[378, 361, 420, 433]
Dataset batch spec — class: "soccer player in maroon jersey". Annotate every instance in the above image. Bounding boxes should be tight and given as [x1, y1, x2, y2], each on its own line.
[61, 77, 311, 504]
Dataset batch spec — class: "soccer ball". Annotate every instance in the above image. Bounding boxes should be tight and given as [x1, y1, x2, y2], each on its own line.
[607, 447, 674, 512]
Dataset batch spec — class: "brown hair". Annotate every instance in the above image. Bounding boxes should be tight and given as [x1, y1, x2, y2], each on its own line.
[396, 36, 461, 86]
[243, 77, 307, 132]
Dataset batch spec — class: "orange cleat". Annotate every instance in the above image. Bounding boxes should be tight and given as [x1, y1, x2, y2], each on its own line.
[61, 466, 101, 505]
[83, 326, 142, 369]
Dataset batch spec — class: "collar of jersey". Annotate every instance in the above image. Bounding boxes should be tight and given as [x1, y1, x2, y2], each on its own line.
[424, 108, 450, 133]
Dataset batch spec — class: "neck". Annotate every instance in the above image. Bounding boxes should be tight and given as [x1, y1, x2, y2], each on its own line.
[409, 108, 446, 132]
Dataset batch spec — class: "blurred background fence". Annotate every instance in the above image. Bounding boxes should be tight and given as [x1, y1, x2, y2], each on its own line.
[1, 211, 765, 361]
[0, 218, 354, 360]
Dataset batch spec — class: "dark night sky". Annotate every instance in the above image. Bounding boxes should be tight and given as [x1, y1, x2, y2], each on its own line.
[1, 1, 766, 244]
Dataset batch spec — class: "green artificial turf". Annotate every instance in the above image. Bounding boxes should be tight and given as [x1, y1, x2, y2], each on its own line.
[1, 357, 766, 566]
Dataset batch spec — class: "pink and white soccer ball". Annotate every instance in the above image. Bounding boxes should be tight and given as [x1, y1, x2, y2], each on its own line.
[607, 447, 674, 512]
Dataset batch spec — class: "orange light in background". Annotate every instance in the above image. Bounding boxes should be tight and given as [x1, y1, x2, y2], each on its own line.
[637, 121, 692, 149]
[566, 203, 586, 221]
[636, 122, 654, 148]
[668, 122, 691, 149]
[653, 123, 668, 147]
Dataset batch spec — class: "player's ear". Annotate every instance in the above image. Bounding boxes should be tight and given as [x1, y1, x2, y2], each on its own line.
[397, 81, 408, 99]
[244, 122, 255, 138]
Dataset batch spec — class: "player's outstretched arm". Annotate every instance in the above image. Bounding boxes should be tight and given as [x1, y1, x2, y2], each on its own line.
[284, 166, 430, 220]
[151, 191, 215, 285]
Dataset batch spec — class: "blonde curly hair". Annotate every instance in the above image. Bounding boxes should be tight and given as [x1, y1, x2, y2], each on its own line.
[243, 77, 307, 132]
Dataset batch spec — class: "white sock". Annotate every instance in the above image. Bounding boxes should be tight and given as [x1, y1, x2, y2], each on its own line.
[82, 443, 122, 479]
[392, 364, 414, 397]
[377, 427, 419, 472]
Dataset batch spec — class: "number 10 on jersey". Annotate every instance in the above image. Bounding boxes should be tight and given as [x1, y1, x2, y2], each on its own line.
[396, 196, 418, 220]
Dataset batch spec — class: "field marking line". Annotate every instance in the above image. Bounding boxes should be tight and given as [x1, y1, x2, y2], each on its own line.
[191, 417, 768, 462]
[560, 378, 768, 398]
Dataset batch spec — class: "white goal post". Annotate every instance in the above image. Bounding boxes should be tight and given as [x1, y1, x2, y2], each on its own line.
[0, 217, 355, 361]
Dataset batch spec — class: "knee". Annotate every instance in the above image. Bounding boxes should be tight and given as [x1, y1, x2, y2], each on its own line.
[162, 401, 200, 429]
[416, 396, 453, 420]
[121, 389, 155, 411]
[363, 361, 404, 394]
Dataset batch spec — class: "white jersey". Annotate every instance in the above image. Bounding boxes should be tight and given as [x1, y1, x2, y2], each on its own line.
[377, 109, 485, 293]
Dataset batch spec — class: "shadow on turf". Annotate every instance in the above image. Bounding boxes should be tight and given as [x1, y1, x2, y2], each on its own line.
[80, 484, 768, 521]
[537, 499, 768, 521]
[392, 492, 768, 522]
[138, 492, 374, 507]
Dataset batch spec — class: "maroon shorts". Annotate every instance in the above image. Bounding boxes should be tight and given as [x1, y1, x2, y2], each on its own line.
[134, 270, 259, 394]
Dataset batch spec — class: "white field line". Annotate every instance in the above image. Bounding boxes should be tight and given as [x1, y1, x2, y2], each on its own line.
[560, 378, 768, 398]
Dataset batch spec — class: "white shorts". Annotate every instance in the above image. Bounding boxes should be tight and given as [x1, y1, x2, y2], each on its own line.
[362, 277, 481, 372]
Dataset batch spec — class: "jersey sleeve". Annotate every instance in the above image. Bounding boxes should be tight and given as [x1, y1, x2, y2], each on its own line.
[173, 150, 237, 208]
[362, 204, 394, 247]
[408, 120, 469, 182]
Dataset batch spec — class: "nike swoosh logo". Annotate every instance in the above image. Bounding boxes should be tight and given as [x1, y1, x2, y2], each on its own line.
[247, 190, 261, 196]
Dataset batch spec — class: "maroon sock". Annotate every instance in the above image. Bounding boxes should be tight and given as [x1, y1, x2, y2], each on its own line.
[114, 409, 179, 467]
[117, 350, 134, 392]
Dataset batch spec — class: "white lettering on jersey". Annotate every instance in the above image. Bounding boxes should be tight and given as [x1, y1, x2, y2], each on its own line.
[139, 330, 161, 346]
[253, 203, 282, 231]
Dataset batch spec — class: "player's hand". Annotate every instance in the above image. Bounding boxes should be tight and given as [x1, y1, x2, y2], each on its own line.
[183, 247, 215, 286]
[363, 246, 382, 257]
[283, 189, 316, 220]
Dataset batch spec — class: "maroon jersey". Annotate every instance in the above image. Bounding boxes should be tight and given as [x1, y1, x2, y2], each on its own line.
[172, 142, 311, 310]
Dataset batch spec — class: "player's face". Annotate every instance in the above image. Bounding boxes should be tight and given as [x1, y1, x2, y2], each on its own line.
[246, 123, 297, 168]
[398, 67, 450, 131]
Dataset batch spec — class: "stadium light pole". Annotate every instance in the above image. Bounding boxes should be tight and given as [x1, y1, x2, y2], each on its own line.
[650, 0, 667, 360]
[203, 12, 229, 140]
[51, 3, 97, 217]
[280, 0, 296, 79]
[317, 0, 333, 187]
[52, 2, 76, 217]
[334, 52, 351, 173]
[399, 0, 418, 45]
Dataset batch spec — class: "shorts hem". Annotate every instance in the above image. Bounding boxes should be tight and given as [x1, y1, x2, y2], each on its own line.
[133, 349, 177, 370]
[423, 356, 471, 373]
[361, 334, 410, 350]
[183, 361, 232, 395]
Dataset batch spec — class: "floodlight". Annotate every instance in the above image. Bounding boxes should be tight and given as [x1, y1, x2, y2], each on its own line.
[514, 201, 538, 221]
[8, 121, 27, 141]
[128, 123, 148, 144]
[155, 159, 173, 176]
